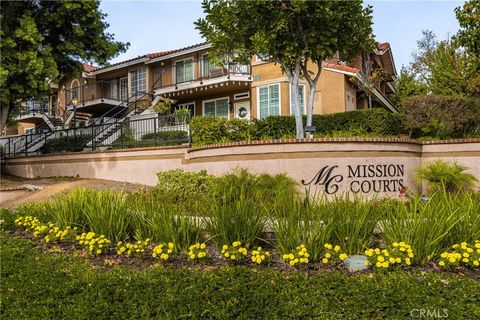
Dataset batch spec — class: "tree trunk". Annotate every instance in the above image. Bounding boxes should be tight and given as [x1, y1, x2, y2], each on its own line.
[1, 102, 11, 135]
[285, 61, 304, 139]
[302, 61, 322, 138]
[368, 95, 372, 109]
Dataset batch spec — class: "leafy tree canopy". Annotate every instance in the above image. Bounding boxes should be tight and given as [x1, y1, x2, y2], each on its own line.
[195, 0, 373, 137]
[0, 0, 129, 131]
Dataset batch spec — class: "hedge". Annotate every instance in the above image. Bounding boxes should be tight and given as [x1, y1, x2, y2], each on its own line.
[402, 95, 480, 139]
[190, 109, 405, 145]
[2, 233, 479, 319]
[42, 134, 93, 153]
[141, 130, 188, 142]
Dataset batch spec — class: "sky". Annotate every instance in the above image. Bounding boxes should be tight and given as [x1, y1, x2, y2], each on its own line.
[99, 0, 465, 71]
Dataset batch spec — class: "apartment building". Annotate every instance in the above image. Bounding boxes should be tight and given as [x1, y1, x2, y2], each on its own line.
[6, 41, 397, 135]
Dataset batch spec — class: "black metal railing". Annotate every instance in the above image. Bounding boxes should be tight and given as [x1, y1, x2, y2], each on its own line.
[65, 80, 128, 107]
[0, 114, 190, 158]
[153, 61, 251, 90]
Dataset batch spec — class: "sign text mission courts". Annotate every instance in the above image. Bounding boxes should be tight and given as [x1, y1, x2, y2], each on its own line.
[302, 164, 405, 194]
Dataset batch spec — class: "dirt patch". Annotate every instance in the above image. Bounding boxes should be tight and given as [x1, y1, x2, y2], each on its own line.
[0, 175, 148, 209]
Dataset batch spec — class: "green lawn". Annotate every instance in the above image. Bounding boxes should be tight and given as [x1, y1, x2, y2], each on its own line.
[1, 233, 479, 320]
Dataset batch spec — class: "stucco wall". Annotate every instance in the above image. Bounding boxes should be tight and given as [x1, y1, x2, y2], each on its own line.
[2, 139, 479, 196]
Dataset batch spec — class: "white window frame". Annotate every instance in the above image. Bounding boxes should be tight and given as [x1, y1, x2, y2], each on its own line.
[175, 101, 196, 116]
[234, 92, 250, 100]
[256, 83, 281, 120]
[202, 96, 230, 119]
[130, 67, 146, 95]
[173, 57, 194, 84]
[289, 83, 306, 115]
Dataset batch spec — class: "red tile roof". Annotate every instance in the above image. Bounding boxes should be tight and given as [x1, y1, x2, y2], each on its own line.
[83, 64, 98, 72]
[89, 42, 210, 73]
[323, 63, 359, 74]
[377, 42, 391, 52]
[145, 42, 209, 59]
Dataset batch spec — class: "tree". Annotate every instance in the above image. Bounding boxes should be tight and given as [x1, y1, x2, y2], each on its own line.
[454, 0, 480, 95]
[0, 0, 129, 133]
[196, 0, 373, 138]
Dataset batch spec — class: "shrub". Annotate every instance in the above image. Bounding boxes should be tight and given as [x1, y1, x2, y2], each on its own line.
[402, 95, 480, 138]
[189, 116, 229, 145]
[130, 193, 203, 252]
[416, 160, 477, 193]
[205, 193, 266, 247]
[141, 130, 188, 142]
[438, 241, 480, 270]
[381, 196, 464, 265]
[43, 134, 93, 153]
[190, 109, 404, 145]
[364, 242, 414, 269]
[155, 169, 215, 203]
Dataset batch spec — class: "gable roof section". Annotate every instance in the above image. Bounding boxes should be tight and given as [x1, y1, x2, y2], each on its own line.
[88, 42, 210, 75]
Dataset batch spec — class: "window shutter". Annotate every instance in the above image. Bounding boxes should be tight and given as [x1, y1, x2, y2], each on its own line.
[185, 60, 193, 81]
[269, 84, 280, 116]
[259, 87, 269, 119]
[176, 61, 184, 84]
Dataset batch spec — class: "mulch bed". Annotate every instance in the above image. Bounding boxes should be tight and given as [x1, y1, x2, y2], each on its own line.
[5, 230, 480, 281]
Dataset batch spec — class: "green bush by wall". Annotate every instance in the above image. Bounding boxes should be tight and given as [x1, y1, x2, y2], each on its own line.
[190, 109, 405, 146]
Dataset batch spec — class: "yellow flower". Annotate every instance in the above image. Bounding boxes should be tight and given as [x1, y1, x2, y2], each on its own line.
[324, 244, 332, 250]
[322, 258, 329, 264]
[449, 257, 456, 263]
[168, 242, 174, 250]
[189, 254, 195, 260]
[200, 243, 206, 249]
[377, 256, 385, 262]
[473, 260, 479, 267]
[334, 245, 340, 252]
[439, 261, 445, 267]
[325, 253, 331, 259]
[382, 262, 389, 268]
[289, 260, 296, 266]
[389, 257, 395, 264]
[339, 253, 348, 261]
[405, 258, 411, 265]
[440, 252, 448, 258]
[96, 249, 102, 255]
[375, 261, 382, 268]
[230, 255, 236, 260]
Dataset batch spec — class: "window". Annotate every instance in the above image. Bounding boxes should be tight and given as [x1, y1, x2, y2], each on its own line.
[201, 55, 210, 78]
[203, 97, 229, 118]
[290, 84, 306, 115]
[255, 54, 271, 62]
[120, 77, 128, 100]
[258, 84, 280, 119]
[131, 68, 146, 95]
[71, 79, 80, 101]
[175, 59, 193, 84]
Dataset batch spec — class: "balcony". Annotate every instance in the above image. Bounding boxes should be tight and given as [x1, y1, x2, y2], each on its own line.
[153, 62, 251, 99]
[65, 80, 129, 116]
[16, 101, 53, 124]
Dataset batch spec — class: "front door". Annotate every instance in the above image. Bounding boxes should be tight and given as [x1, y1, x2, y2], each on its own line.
[234, 101, 251, 120]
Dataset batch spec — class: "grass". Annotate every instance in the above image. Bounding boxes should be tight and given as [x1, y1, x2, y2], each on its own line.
[1, 232, 479, 320]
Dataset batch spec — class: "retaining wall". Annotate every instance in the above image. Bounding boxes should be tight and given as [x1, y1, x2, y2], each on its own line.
[2, 138, 479, 196]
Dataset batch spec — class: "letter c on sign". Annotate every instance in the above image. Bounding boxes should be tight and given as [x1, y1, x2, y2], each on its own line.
[410, 309, 419, 317]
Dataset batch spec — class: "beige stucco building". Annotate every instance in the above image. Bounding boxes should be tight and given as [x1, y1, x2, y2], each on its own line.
[5, 41, 397, 135]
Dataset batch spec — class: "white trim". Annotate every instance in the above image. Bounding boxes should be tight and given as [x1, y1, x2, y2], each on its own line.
[146, 44, 212, 64]
[234, 92, 250, 100]
[256, 83, 281, 120]
[70, 78, 80, 89]
[289, 83, 306, 115]
[176, 101, 196, 116]
[89, 57, 149, 75]
[130, 67, 147, 94]
[202, 96, 230, 118]
[173, 57, 194, 85]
